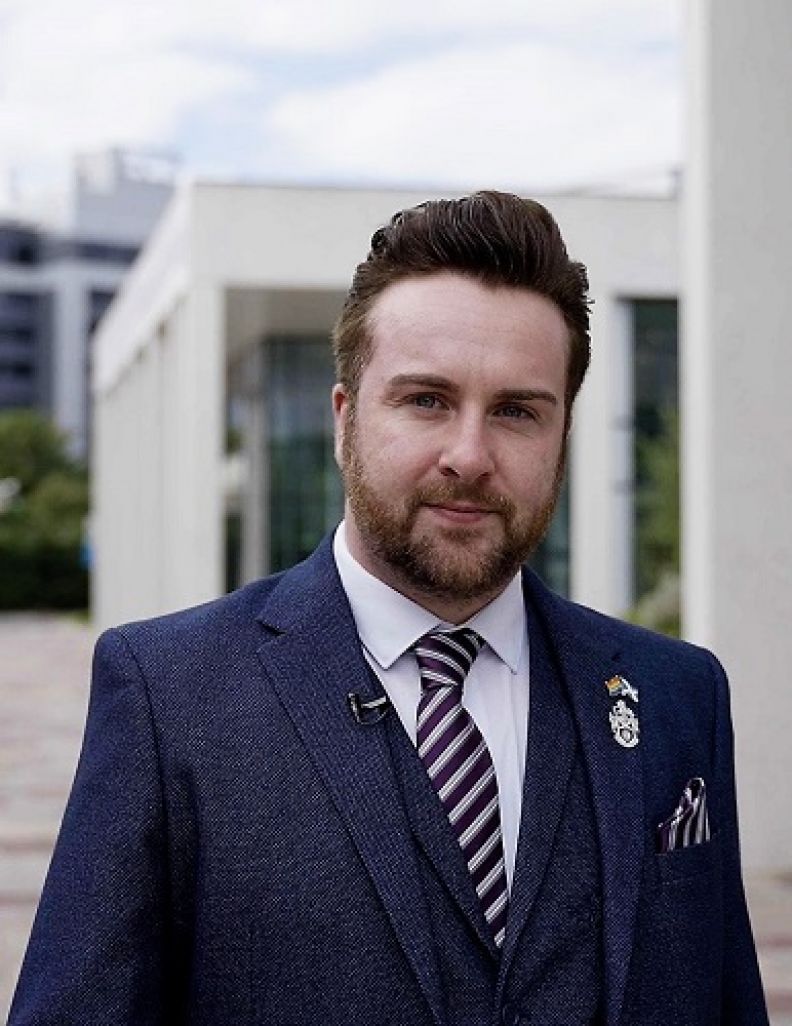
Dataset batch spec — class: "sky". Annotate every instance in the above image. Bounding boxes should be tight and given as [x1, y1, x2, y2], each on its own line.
[0, 0, 683, 214]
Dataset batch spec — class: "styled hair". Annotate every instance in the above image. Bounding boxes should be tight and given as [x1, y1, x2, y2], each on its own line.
[332, 190, 591, 414]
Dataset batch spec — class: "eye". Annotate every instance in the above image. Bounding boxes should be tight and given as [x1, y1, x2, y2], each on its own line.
[496, 404, 536, 420]
[410, 393, 445, 410]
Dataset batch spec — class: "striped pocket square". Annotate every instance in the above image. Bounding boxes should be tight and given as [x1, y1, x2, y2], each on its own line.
[656, 777, 711, 853]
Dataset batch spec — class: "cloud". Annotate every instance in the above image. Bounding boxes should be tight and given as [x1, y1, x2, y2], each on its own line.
[0, 0, 677, 56]
[266, 38, 680, 192]
[0, 0, 681, 210]
[220, 0, 679, 54]
[0, 0, 254, 207]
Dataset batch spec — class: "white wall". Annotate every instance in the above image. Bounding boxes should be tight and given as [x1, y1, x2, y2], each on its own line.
[93, 286, 225, 627]
[683, 0, 792, 869]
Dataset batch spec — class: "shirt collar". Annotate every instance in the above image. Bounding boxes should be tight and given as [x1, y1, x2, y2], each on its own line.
[333, 521, 525, 674]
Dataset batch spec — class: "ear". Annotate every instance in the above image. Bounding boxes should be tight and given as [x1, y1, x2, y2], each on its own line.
[332, 383, 349, 469]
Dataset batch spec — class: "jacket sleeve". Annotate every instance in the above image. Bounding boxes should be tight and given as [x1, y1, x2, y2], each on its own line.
[8, 628, 176, 1025]
[708, 652, 770, 1026]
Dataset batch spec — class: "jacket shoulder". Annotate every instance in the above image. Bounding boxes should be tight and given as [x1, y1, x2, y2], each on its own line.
[524, 567, 720, 679]
[570, 598, 712, 663]
[102, 572, 287, 670]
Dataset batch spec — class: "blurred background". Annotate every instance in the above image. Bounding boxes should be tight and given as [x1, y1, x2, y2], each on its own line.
[1, 0, 791, 1019]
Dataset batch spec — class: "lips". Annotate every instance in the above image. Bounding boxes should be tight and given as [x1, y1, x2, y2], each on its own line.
[424, 503, 498, 524]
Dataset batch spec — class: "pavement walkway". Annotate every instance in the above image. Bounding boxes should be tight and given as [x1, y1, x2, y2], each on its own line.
[1, 613, 791, 1022]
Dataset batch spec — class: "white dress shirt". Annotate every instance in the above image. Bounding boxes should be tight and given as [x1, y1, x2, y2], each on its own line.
[333, 522, 530, 889]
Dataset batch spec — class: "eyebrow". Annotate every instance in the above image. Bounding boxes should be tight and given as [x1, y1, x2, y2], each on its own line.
[494, 388, 558, 406]
[386, 374, 559, 406]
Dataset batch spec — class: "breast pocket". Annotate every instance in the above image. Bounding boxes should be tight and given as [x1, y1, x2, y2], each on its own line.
[654, 831, 721, 887]
[626, 834, 724, 1024]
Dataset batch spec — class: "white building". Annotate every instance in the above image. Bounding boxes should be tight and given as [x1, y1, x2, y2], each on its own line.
[681, 0, 792, 872]
[0, 149, 174, 458]
[91, 0, 792, 873]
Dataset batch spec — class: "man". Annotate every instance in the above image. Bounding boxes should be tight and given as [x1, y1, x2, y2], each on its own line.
[10, 192, 767, 1025]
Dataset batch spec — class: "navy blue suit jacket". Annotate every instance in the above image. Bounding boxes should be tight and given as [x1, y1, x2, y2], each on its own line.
[10, 537, 768, 1025]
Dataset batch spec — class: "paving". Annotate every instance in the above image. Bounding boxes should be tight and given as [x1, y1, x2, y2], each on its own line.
[1, 613, 791, 1022]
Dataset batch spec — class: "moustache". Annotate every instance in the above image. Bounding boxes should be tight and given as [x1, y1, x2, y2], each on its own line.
[409, 484, 513, 515]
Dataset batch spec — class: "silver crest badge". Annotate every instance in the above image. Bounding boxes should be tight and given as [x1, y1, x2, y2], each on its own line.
[609, 699, 640, 749]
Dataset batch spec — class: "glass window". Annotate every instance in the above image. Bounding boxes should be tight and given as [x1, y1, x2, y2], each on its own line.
[0, 360, 34, 378]
[267, 336, 343, 572]
[75, 241, 139, 265]
[0, 326, 35, 346]
[0, 292, 38, 319]
[0, 226, 40, 265]
[529, 478, 570, 597]
[632, 299, 679, 632]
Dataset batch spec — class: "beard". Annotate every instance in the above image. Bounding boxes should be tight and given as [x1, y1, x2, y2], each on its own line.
[341, 417, 565, 605]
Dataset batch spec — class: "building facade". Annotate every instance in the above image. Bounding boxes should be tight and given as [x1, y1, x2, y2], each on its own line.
[85, 0, 792, 878]
[0, 150, 174, 459]
[92, 156, 792, 873]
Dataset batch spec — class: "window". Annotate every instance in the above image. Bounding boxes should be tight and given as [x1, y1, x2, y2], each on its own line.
[632, 299, 679, 631]
[529, 479, 570, 597]
[0, 226, 41, 265]
[0, 292, 38, 319]
[0, 360, 34, 379]
[267, 336, 343, 571]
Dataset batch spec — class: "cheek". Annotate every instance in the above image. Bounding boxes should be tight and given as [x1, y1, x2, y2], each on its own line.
[357, 415, 438, 473]
[503, 440, 564, 492]
[368, 443, 432, 488]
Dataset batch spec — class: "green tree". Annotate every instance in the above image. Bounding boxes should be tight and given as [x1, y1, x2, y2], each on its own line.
[636, 409, 679, 585]
[0, 411, 89, 609]
[0, 410, 71, 492]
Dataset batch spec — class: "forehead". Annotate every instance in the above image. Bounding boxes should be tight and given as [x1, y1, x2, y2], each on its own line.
[365, 271, 569, 382]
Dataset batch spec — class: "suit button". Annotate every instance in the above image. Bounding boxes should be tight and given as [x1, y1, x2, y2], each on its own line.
[501, 1002, 521, 1026]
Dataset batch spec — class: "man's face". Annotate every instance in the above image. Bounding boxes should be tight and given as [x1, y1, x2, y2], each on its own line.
[333, 271, 570, 620]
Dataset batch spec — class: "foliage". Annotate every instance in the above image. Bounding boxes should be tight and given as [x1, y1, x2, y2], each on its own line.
[0, 411, 89, 609]
[627, 570, 681, 639]
[628, 408, 680, 636]
[0, 410, 71, 492]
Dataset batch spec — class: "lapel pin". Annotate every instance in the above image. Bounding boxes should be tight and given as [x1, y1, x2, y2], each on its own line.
[606, 674, 639, 703]
[609, 699, 640, 749]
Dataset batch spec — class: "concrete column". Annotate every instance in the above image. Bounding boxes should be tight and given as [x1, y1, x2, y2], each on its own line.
[51, 270, 87, 459]
[181, 284, 226, 605]
[683, 0, 792, 869]
[571, 296, 633, 616]
[93, 284, 225, 629]
[241, 342, 269, 582]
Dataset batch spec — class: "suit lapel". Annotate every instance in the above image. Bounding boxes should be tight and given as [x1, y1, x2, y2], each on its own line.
[386, 712, 500, 959]
[254, 543, 644, 1026]
[524, 570, 645, 1026]
[498, 600, 576, 980]
[255, 540, 445, 1026]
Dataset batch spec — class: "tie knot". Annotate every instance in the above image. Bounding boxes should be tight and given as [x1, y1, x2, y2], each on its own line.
[413, 628, 484, 691]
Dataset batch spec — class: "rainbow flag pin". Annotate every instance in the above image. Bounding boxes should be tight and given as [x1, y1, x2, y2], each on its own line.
[605, 674, 639, 703]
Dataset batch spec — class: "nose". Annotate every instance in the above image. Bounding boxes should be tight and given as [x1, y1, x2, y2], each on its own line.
[437, 413, 495, 483]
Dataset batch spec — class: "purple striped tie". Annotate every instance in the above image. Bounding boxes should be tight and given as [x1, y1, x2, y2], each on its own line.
[413, 628, 509, 948]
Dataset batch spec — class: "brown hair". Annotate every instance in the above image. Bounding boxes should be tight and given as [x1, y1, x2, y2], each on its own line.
[332, 190, 591, 416]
